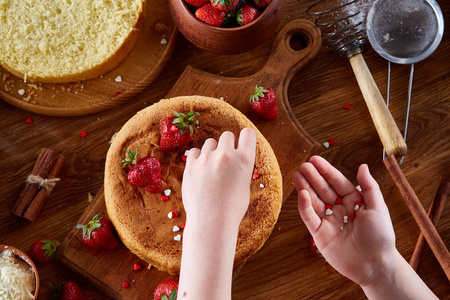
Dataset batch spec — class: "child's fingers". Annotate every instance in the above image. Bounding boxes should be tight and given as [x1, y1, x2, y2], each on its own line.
[300, 161, 337, 205]
[297, 189, 321, 234]
[185, 147, 201, 169]
[356, 164, 385, 211]
[217, 131, 236, 150]
[293, 171, 323, 213]
[309, 156, 358, 198]
[237, 128, 257, 152]
[201, 138, 218, 153]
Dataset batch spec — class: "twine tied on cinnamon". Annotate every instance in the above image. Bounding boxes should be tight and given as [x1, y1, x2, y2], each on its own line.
[11, 148, 65, 222]
[26, 175, 61, 194]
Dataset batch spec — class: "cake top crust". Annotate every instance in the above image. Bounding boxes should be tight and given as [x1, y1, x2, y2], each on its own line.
[105, 96, 282, 274]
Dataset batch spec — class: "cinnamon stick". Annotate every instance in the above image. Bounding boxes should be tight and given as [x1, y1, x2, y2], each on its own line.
[384, 154, 450, 280]
[23, 153, 65, 222]
[410, 174, 449, 270]
[11, 148, 58, 218]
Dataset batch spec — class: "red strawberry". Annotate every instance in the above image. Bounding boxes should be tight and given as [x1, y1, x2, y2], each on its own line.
[237, 4, 261, 26]
[52, 281, 89, 300]
[249, 85, 278, 120]
[211, 0, 239, 11]
[154, 277, 179, 300]
[184, 0, 209, 7]
[195, 4, 228, 27]
[160, 111, 200, 151]
[252, 0, 272, 8]
[309, 235, 322, 257]
[27, 239, 57, 264]
[121, 148, 162, 193]
[76, 214, 119, 250]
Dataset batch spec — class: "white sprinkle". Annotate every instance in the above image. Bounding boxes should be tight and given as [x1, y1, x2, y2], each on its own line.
[184, 150, 190, 156]
[325, 208, 333, 216]
[323, 142, 330, 148]
[174, 234, 181, 241]
[164, 189, 171, 196]
[115, 76, 122, 82]
[354, 204, 360, 211]
[160, 38, 167, 44]
[340, 226, 344, 231]
[18, 89, 25, 95]
[168, 211, 173, 219]
[260, 183, 265, 188]
[220, 97, 224, 100]
[343, 216, 349, 224]
[173, 226, 180, 232]
[356, 185, 362, 192]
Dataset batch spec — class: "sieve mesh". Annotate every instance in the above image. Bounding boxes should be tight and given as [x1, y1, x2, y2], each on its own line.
[369, 0, 438, 59]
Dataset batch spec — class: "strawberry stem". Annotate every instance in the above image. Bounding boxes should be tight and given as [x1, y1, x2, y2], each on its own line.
[120, 148, 138, 168]
[76, 214, 102, 240]
[172, 111, 200, 136]
[249, 84, 268, 103]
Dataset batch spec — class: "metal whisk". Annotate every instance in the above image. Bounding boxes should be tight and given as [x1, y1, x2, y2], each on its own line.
[306, 0, 407, 158]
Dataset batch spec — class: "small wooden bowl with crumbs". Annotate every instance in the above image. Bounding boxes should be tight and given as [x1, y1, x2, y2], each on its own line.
[169, 0, 286, 54]
[0, 245, 40, 300]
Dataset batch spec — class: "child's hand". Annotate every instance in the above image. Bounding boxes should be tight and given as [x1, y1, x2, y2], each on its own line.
[182, 128, 257, 230]
[293, 156, 397, 286]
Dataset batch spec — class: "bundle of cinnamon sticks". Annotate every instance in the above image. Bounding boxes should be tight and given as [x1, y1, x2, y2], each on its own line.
[11, 148, 65, 222]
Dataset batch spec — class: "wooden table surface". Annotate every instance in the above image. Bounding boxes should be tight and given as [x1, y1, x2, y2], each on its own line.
[1, 0, 449, 299]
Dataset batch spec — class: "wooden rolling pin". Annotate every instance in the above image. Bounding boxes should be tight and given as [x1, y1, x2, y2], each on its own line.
[410, 174, 449, 270]
[384, 154, 450, 280]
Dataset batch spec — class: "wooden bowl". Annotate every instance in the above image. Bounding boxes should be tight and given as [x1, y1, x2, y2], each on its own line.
[169, 0, 287, 54]
[0, 245, 40, 300]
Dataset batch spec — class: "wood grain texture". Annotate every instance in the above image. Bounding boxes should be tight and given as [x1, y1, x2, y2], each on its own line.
[0, 0, 177, 116]
[0, 0, 449, 299]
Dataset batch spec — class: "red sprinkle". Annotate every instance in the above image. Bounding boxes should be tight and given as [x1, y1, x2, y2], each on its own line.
[170, 211, 179, 218]
[134, 263, 141, 271]
[25, 117, 33, 124]
[335, 197, 343, 205]
[350, 213, 355, 221]
[182, 223, 186, 229]
[328, 138, 335, 146]
[355, 201, 362, 206]
[171, 125, 178, 132]
[252, 173, 260, 180]
[161, 195, 169, 201]
[123, 281, 130, 288]
[343, 103, 351, 110]
[115, 91, 121, 96]
[80, 131, 87, 138]
[182, 155, 187, 162]
[325, 204, 333, 209]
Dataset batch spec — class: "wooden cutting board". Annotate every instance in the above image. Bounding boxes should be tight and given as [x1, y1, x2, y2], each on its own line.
[0, 0, 177, 117]
[57, 19, 322, 299]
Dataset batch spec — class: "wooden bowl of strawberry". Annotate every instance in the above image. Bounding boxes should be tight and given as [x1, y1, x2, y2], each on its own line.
[169, 0, 286, 54]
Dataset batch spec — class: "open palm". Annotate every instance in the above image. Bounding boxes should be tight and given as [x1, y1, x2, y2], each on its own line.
[293, 156, 397, 286]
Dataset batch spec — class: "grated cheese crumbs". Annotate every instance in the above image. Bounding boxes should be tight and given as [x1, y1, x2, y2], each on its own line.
[0, 250, 35, 300]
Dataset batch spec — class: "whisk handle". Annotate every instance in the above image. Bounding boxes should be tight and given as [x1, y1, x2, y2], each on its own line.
[349, 54, 407, 157]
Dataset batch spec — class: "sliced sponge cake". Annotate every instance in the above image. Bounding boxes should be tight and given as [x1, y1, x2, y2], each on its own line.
[0, 0, 145, 83]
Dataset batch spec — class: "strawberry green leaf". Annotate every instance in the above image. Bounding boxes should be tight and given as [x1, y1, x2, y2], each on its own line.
[121, 148, 138, 168]
[41, 240, 57, 258]
[171, 111, 200, 136]
[249, 84, 269, 103]
[76, 214, 102, 239]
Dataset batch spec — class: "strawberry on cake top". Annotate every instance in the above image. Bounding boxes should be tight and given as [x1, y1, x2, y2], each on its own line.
[104, 96, 282, 275]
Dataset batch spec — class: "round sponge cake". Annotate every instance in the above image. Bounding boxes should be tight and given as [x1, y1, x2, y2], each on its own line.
[105, 96, 282, 275]
[0, 0, 145, 83]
